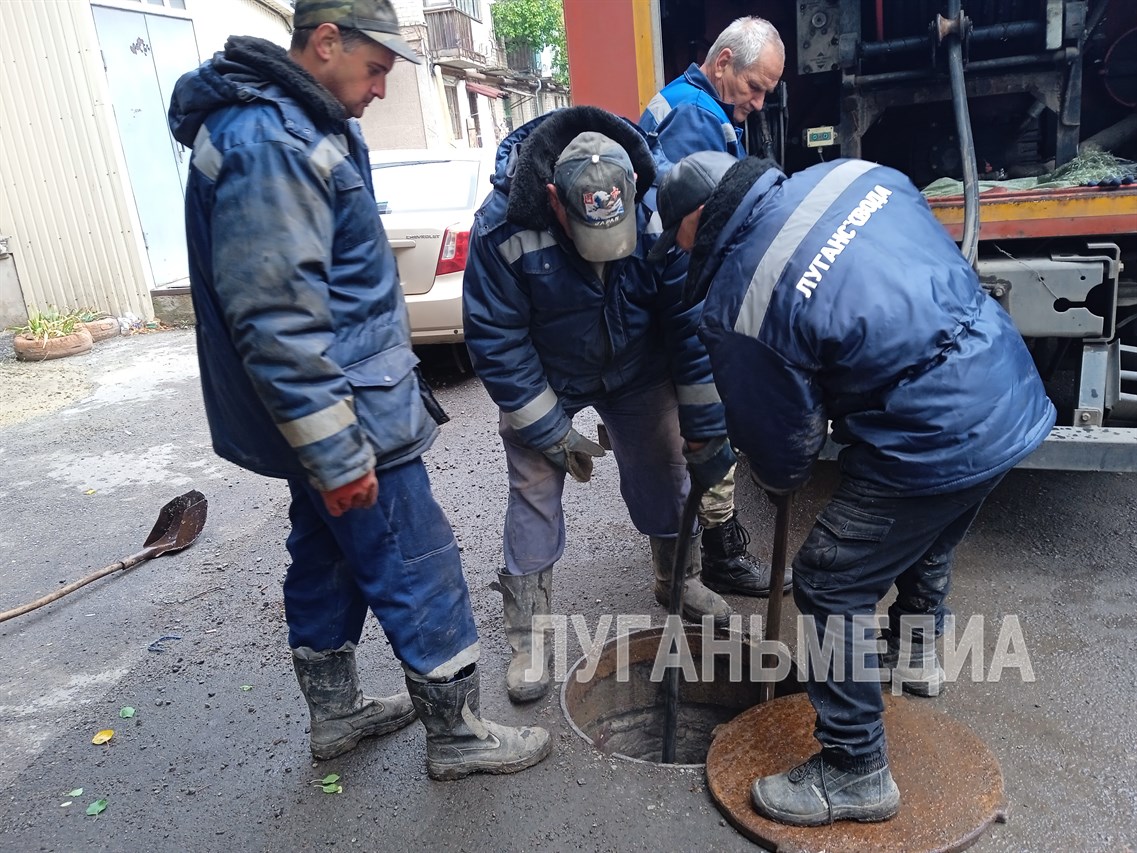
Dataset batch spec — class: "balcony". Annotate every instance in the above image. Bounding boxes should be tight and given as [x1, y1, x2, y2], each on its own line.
[425, 5, 486, 69]
[504, 42, 542, 75]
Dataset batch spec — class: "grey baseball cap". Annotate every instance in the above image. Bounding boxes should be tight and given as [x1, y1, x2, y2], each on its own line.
[553, 132, 638, 263]
[293, 0, 422, 64]
[646, 151, 737, 263]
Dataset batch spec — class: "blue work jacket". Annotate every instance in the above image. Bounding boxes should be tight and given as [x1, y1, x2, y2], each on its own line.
[168, 41, 435, 491]
[695, 158, 1056, 495]
[462, 114, 726, 452]
[639, 63, 745, 170]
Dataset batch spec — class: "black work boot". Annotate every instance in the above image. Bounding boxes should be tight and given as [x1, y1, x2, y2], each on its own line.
[701, 513, 792, 597]
[405, 664, 552, 781]
[651, 533, 732, 631]
[494, 569, 553, 703]
[292, 643, 417, 760]
[751, 753, 900, 826]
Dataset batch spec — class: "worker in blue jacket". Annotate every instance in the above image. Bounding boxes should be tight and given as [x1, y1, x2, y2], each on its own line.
[640, 16, 784, 170]
[640, 16, 787, 599]
[651, 152, 1056, 826]
[167, 0, 549, 781]
[463, 106, 739, 704]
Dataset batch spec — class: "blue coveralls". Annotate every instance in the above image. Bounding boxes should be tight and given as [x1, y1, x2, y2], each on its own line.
[462, 114, 727, 577]
[640, 63, 745, 171]
[695, 159, 1056, 770]
[168, 38, 478, 679]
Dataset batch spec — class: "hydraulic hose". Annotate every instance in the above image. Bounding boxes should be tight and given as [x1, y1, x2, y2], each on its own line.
[946, 1, 980, 267]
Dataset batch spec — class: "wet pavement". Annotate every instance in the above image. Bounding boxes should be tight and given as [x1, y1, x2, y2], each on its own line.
[0, 329, 1134, 852]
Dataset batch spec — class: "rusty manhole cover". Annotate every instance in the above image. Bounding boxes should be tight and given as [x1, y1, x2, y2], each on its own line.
[706, 692, 1007, 852]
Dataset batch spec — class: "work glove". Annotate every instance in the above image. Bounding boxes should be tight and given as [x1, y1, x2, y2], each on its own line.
[320, 470, 378, 517]
[683, 436, 737, 493]
[542, 428, 606, 483]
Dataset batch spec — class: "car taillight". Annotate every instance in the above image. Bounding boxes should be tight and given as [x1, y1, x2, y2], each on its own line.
[435, 227, 470, 276]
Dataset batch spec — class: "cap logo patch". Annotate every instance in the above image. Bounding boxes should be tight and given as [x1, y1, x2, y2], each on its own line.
[582, 186, 624, 225]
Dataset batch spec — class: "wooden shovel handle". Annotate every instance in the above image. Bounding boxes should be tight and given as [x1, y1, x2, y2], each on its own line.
[0, 550, 151, 624]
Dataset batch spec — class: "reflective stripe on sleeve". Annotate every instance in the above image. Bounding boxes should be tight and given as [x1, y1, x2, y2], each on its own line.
[734, 160, 878, 337]
[277, 398, 357, 449]
[676, 383, 722, 405]
[503, 385, 559, 430]
[497, 230, 558, 265]
[309, 134, 348, 182]
[645, 93, 671, 124]
[192, 125, 222, 181]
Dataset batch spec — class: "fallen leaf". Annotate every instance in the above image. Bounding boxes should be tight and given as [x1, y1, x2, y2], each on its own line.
[316, 774, 340, 785]
[86, 799, 108, 816]
[60, 801, 72, 808]
[66, 788, 83, 797]
[91, 729, 114, 745]
[119, 707, 135, 719]
[239, 685, 252, 692]
[84, 489, 96, 495]
[321, 784, 343, 794]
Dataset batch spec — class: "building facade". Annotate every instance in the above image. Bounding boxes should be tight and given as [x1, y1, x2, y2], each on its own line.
[0, 0, 568, 328]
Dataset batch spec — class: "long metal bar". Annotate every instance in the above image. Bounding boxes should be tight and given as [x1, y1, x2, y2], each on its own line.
[758, 493, 792, 704]
[860, 21, 1044, 59]
[661, 487, 703, 763]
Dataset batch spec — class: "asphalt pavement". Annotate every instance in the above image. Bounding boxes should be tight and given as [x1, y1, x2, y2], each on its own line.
[0, 329, 1134, 852]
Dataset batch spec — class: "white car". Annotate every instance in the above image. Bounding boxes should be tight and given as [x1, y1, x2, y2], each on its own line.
[370, 148, 497, 344]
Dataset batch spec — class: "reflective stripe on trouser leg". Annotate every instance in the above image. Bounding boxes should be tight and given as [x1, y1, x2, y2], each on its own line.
[594, 379, 689, 538]
[500, 414, 567, 576]
[697, 463, 736, 528]
[283, 459, 479, 679]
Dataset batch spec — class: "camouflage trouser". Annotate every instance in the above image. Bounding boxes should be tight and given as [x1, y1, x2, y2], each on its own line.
[697, 464, 736, 528]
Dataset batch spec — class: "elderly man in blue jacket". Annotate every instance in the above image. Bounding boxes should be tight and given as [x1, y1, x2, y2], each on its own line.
[652, 152, 1055, 825]
[463, 106, 739, 704]
[167, 0, 549, 781]
[640, 16, 787, 600]
[641, 16, 784, 168]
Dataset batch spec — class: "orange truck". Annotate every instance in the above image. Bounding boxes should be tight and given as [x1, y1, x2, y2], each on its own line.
[563, 0, 1137, 470]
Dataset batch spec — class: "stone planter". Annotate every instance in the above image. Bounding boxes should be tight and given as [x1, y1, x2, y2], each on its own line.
[13, 326, 94, 362]
[82, 317, 120, 342]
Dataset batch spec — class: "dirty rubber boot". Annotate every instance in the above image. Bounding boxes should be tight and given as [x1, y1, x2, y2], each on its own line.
[701, 512, 793, 598]
[405, 664, 552, 781]
[751, 753, 900, 827]
[651, 533, 732, 631]
[292, 643, 417, 761]
[880, 630, 946, 697]
[495, 569, 553, 703]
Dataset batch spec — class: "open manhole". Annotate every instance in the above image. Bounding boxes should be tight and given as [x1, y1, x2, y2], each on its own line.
[560, 624, 802, 766]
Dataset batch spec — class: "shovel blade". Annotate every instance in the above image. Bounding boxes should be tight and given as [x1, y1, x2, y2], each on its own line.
[143, 490, 208, 557]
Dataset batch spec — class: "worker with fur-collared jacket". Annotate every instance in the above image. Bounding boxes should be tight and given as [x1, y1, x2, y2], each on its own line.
[167, 0, 550, 782]
[462, 106, 740, 705]
[653, 151, 1056, 826]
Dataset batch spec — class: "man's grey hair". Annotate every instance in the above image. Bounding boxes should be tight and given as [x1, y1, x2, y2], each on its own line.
[706, 16, 785, 71]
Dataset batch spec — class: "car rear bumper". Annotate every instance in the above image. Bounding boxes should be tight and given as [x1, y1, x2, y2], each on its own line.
[404, 271, 465, 345]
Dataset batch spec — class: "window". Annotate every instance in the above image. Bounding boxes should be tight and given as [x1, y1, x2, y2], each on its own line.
[425, 0, 481, 22]
[444, 85, 463, 141]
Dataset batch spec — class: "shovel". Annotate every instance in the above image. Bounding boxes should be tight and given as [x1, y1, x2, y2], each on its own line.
[0, 490, 209, 624]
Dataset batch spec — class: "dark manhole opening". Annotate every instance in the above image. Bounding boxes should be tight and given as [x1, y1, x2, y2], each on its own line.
[560, 625, 802, 767]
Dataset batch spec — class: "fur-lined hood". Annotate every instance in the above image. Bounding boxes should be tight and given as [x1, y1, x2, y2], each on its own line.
[492, 106, 657, 231]
[169, 36, 348, 148]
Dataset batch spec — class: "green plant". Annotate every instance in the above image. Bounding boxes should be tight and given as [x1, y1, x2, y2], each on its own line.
[76, 307, 110, 323]
[491, 0, 569, 87]
[13, 307, 82, 345]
